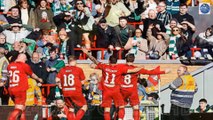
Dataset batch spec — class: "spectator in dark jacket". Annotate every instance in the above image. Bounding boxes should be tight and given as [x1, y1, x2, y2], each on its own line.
[94, 18, 117, 60]
[4, 6, 22, 24]
[53, 11, 74, 33]
[172, 4, 195, 25]
[58, 29, 75, 63]
[114, 16, 135, 47]
[142, 9, 166, 39]
[27, 52, 48, 83]
[45, 47, 65, 84]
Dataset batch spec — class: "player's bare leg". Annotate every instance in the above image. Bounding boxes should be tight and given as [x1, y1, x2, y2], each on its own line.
[133, 105, 139, 120]
[75, 105, 87, 120]
[8, 104, 25, 120]
[104, 107, 111, 120]
[68, 108, 76, 120]
[118, 106, 125, 120]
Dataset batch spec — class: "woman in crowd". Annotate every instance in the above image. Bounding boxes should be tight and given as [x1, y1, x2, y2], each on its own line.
[169, 26, 191, 59]
[124, 28, 148, 60]
[165, 18, 179, 35]
[58, 28, 74, 63]
[34, 0, 55, 30]
[194, 26, 213, 57]
[71, 0, 95, 49]
[147, 24, 170, 60]
[18, 0, 35, 27]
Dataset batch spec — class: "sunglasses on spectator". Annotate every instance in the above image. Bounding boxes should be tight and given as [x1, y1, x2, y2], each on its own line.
[172, 29, 179, 32]
[76, 2, 83, 5]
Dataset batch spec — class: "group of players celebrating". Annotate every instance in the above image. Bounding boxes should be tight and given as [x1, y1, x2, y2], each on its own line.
[7, 47, 169, 120]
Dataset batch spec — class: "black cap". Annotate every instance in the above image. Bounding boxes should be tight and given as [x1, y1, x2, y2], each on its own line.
[119, 16, 128, 21]
[99, 18, 107, 23]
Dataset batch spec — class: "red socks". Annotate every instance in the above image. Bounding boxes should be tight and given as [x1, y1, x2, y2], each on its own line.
[67, 111, 76, 120]
[133, 109, 140, 120]
[118, 108, 125, 119]
[104, 112, 111, 120]
[75, 109, 85, 120]
[20, 110, 26, 120]
[8, 109, 22, 120]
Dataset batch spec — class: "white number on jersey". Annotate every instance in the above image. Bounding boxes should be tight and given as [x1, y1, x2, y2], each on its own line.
[124, 74, 131, 84]
[9, 70, 20, 83]
[104, 72, 116, 84]
[63, 74, 75, 87]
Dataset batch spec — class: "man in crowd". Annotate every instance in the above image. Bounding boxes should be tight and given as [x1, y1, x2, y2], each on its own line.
[51, 98, 70, 120]
[0, 44, 9, 105]
[142, 9, 166, 39]
[45, 47, 65, 84]
[7, 54, 43, 120]
[157, 1, 172, 26]
[27, 52, 48, 84]
[195, 98, 213, 113]
[173, 3, 195, 25]
[105, 0, 131, 27]
[56, 55, 87, 120]
[114, 17, 135, 47]
[81, 47, 142, 120]
[4, 6, 22, 24]
[94, 18, 117, 60]
[169, 65, 197, 120]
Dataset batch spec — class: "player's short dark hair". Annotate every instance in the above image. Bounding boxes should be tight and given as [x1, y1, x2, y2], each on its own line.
[180, 3, 188, 8]
[158, 1, 166, 5]
[49, 47, 57, 53]
[138, 78, 147, 87]
[119, 16, 128, 21]
[199, 98, 207, 103]
[109, 56, 117, 64]
[10, 6, 20, 11]
[126, 54, 135, 62]
[68, 55, 77, 63]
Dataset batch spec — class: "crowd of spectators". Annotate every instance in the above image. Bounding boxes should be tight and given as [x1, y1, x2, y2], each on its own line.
[0, 0, 213, 119]
[0, 0, 213, 62]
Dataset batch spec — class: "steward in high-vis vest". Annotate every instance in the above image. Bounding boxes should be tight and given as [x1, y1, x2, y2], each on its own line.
[169, 65, 198, 120]
[0, 44, 9, 105]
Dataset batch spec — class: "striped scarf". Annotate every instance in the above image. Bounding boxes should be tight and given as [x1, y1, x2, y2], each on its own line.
[169, 35, 179, 57]
[129, 36, 143, 55]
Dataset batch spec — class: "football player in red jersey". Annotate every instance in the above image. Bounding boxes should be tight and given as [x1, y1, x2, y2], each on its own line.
[56, 56, 87, 120]
[81, 47, 142, 120]
[120, 54, 170, 120]
[7, 54, 43, 120]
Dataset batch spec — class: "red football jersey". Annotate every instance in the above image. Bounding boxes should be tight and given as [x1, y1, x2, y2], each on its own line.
[96, 63, 128, 90]
[7, 62, 33, 91]
[121, 65, 166, 90]
[57, 66, 85, 93]
[121, 65, 138, 90]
